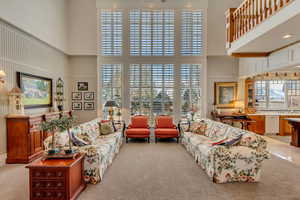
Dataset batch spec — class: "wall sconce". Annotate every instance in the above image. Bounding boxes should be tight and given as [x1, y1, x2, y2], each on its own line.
[0, 70, 6, 84]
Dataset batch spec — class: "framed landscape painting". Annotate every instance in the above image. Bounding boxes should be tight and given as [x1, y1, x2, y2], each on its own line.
[17, 72, 53, 109]
[214, 82, 237, 108]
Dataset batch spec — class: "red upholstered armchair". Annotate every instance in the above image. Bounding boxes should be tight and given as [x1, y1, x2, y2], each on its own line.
[125, 115, 150, 143]
[154, 116, 180, 143]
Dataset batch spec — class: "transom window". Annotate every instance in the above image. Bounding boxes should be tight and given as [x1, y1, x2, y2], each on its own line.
[130, 9, 175, 56]
[130, 64, 174, 120]
[101, 10, 123, 56]
[181, 10, 203, 56]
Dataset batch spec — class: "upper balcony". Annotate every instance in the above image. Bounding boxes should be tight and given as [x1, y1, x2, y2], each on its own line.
[226, 0, 300, 56]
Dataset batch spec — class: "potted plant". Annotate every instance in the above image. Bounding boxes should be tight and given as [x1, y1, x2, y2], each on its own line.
[40, 119, 60, 155]
[190, 105, 199, 122]
[55, 116, 77, 154]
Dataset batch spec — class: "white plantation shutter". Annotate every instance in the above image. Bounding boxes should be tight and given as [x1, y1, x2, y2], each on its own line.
[180, 64, 201, 119]
[101, 10, 122, 56]
[129, 64, 174, 119]
[181, 10, 203, 56]
[130, 9, 175, 56]
[101, 64, 122, 111]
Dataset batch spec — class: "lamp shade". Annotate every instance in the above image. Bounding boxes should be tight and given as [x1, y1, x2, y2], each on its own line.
[104, 100, 118, 108]
[0, 70, 6, 79]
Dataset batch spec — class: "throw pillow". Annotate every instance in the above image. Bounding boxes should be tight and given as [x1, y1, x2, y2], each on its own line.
[99, 122, 114, 135]
[190, 121, 207, 135]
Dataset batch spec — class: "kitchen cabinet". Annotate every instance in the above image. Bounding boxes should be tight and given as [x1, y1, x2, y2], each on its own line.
[247, 115, 265, 135]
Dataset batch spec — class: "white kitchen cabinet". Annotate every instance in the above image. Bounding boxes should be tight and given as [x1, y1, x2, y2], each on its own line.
[265, 115, 279, 135]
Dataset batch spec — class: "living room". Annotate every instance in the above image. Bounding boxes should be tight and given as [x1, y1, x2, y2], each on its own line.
[0, 0, 300, 199]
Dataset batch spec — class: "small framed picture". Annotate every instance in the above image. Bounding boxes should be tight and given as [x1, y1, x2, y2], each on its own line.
[72, 102, 82, 110]
[77, 82, 88, 91]
[84, 92, 94, 101]
[72, 92, 82, 100]
[84, 102, 94, 110]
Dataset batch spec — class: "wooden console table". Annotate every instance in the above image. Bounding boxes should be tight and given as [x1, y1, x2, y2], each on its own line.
[211, 112, 255, 130]
[26, 154, 86, 200]
[286, 118, 300, 147]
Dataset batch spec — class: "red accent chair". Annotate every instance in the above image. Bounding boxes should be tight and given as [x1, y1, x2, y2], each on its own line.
[125, 116, 150, 143]
[154, 116, 180, 143]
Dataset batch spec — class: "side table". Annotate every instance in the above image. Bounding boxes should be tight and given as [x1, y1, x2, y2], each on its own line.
[26, 154, 86, 200]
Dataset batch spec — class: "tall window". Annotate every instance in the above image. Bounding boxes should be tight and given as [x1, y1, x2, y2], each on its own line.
[130, 64, 174, 119]
[180, 64, 201, 120]
[130, 9, 175, 56]
[287, 80, 300, 108]
[101, 10, 122, 56]
[181, 10, 203, 56]
[101, 64, 122, 118]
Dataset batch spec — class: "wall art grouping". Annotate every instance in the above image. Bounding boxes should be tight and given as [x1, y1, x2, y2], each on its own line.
[72, 81, 95, 111]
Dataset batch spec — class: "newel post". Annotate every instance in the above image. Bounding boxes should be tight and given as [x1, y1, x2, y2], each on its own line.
[225, 8, 237, 49]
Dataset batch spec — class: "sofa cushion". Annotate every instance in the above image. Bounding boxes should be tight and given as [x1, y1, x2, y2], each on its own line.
[130, 116, 149, 128]
[190, 135, 212, 147]
[205, 122, 229, 140]
[155, 128, 179, 136]
[190, 121, 207, 135]
[155, 116, 175, 128]
[126, 128, 150, 135]
[219, 134, 243, 146]
[70, 127, 89, 146]
[99, 121, 114, 135]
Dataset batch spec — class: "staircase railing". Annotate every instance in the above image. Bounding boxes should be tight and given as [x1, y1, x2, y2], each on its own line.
[226, 0, 294, 49]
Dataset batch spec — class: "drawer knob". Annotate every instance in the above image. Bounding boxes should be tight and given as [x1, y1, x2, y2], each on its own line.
[46, 192, 52, 197]
[57, 172, 63, 177]
[46, 172, 51, 176]
[57, 192, 62, 197]
[57, 182, 62, 187]
[35, 192, 41, 197]
[35, 172, 41, 176]
[35, 183, 40, 187]
[46, 182, 51, 187]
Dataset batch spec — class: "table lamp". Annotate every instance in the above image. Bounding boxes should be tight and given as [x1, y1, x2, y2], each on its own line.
[104, 100, 118, 121]
[234, 100, 244, 113]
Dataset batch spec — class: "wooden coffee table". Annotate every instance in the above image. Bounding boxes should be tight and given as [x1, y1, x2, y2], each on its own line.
[26, 154, 86, 200]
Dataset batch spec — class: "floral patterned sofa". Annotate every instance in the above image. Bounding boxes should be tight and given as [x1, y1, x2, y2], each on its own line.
[44, 118, 123, 184]
[181, 119, 270, 183]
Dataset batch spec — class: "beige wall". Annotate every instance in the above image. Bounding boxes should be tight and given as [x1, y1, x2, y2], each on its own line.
[0, 0, 68, 53]
[69, 56, 98, 123]
[207, 56, 239, 116]
[0, 19, 70, 165]
[67, 0, 97, 55]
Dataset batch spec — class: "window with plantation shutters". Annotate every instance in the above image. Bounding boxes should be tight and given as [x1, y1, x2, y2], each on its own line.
[130, 64, 174, 120]
[101, 10, 122, 56]
[180, 64, 201, 120]
[130, 9, 174, 56]
[181, 10, 203, 56]
[101, 64, 122, 118]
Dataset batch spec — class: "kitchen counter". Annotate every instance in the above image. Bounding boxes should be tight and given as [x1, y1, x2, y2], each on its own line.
[248, 112, 300, 116]
[285, 118, 300, 123]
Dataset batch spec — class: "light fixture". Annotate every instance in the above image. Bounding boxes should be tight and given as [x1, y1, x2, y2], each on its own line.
[283, 34, 293, 39]
[0, 70, 6, 84]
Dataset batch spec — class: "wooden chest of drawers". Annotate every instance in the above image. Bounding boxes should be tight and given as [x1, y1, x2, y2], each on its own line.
[26, 154, 86, 200]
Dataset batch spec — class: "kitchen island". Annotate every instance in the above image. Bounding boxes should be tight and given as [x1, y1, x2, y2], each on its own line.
[285, 118, 300, 147]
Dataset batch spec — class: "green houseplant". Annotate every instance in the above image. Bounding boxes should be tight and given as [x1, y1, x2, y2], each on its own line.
[55, 116, 77, 154]
[40, 119, 60, 155]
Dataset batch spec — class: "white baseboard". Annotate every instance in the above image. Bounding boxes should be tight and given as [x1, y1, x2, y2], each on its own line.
[0, 153, 7, 167]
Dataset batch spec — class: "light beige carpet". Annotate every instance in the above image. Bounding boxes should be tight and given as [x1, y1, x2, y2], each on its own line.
[267, 135, 291, 144]
[1, 142, 300, 200]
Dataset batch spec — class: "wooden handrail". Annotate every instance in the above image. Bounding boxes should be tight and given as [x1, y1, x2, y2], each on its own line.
[226, 0, 294, 49]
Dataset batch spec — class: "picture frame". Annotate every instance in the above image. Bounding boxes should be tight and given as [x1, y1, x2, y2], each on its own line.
[214, 82, 237, 108]
[72, 102, 82, 110]
[84, 102, 95, 110]
[17, 72, 53, 109]
[77, 82, 88, 91]
[84, 92, 94, 101]
[72, 92, 82, 100]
